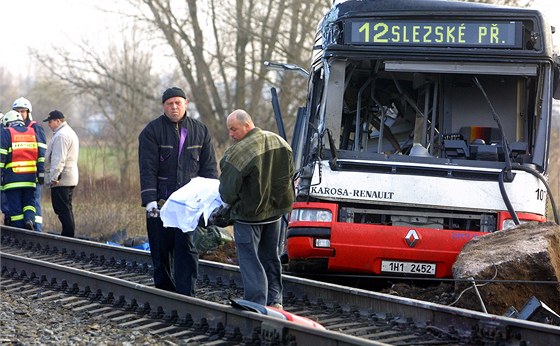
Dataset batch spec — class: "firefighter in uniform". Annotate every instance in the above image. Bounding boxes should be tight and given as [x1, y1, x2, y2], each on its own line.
[0, 110, 46, 230]
[12, 97, 47, 231]
[0, 112, 5, 225]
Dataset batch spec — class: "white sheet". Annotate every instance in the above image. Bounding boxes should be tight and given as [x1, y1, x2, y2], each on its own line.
[159, 177, 223, 233]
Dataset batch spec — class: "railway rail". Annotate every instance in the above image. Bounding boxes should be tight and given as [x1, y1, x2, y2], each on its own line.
[2, 225, 560, 345]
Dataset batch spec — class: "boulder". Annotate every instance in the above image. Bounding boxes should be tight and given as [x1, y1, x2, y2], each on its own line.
[452, 222, 560, 315]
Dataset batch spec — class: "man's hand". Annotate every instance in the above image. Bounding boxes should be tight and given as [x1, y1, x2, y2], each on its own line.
[208, 204, 232, 227]
[37, 173, 45, 185]
[146, 201, 159, 218]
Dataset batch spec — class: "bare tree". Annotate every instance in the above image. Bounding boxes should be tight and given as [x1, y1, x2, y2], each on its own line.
[26, 78, 73, 119]
[0, 66, 73, 131]
[131, 0, 329, 147]
[30, 25, 161, 188]
[0, 67, 22, 105]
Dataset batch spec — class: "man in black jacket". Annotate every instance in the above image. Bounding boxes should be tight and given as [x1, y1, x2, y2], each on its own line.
[138, 87, 218, 296]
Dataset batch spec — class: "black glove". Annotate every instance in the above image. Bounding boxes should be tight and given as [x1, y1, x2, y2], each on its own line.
[37, 176, 44, 185]
[208, 204, 232, 227]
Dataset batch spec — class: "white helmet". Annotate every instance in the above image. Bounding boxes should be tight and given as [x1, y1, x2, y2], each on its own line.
[2, 110, 24, 127]
[12, 97, 32, 113]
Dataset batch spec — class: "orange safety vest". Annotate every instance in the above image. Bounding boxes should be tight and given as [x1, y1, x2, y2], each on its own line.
[7, 126, 39, 174]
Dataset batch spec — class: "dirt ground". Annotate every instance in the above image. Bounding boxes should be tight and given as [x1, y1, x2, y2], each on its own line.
[380, 282, 456, 306]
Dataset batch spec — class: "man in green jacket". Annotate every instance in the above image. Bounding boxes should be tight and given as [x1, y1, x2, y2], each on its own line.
[216, 109, 294, 308]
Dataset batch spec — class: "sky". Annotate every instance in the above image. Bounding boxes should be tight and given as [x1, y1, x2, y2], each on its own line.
[0, 0, 559, 77]
[0, 0, 125, 76]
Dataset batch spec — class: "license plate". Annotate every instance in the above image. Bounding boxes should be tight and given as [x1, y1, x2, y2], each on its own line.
[381, 260, 436, 275]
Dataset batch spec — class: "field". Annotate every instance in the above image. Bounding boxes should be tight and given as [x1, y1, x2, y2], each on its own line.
[39, 145, 146, 241]
[41, 171, 146, 242]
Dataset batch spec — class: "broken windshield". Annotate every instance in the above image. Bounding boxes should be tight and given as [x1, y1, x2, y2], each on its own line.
[315, 58, 545, 169]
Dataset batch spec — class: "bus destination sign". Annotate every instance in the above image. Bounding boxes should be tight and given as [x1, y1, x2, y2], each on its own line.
[345, 20, 522, 48]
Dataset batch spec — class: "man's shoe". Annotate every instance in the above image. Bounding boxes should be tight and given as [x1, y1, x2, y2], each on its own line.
[270, 303, 283, 310]
[24, 220, 35, 231]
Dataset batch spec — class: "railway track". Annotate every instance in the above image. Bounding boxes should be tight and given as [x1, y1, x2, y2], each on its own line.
[2, 225, 560, 345]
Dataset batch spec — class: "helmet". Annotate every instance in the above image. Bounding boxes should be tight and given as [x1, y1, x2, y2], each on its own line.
[2, 110, 24, 127]
[12, 97, 32, 113]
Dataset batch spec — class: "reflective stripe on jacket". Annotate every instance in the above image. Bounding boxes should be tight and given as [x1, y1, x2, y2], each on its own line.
[7, 127, 38, 174]
[0, 125, 45, 190]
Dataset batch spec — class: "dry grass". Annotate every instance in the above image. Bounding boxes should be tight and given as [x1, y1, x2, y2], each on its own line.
[41, 173, 146, 242]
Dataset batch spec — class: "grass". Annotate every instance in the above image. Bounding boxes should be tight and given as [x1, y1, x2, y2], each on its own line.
[41, 171, 147, 242]
[41, 196, 146, 242]
[37, 145, 146, 241]
[78, 146, 124, 178]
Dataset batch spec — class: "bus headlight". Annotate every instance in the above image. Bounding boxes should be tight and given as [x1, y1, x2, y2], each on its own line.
[291, 209, 333, 222]
[314, 239, 331, 248]
[502, 219, 527, 230]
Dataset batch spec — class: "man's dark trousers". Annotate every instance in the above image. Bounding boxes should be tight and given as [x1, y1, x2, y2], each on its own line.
[51, 186, 75, 237]
[146, 217, 199, 296]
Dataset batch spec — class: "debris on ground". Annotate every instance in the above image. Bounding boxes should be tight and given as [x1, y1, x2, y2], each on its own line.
[106, 225, 233, 255]
[200, 241, 238, 265]
[380, 282, 455, 306]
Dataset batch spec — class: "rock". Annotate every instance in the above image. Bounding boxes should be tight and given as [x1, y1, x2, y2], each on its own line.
[452, 222, 560, 315]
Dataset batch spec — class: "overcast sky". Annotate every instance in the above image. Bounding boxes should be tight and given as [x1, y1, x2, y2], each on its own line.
[0, 0, 124, 76]
[1, 0, 559, 77]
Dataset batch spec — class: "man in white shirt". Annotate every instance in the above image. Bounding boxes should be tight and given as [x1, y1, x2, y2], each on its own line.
[43, 110, 79, 237]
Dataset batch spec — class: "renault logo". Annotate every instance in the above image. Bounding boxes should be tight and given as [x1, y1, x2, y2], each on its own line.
[405, 229, 420, 247]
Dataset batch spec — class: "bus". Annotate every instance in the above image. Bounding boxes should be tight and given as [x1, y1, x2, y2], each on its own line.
[278, 0, 560, 278]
